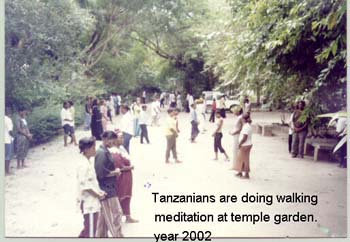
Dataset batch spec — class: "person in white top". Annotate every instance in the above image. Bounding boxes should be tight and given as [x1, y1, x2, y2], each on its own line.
[139, 105, 150, 144]
[69, 100, 76, 126]
[151, 97, 161, 126]
[142, 90, 147, 104]
[229, 106, 243, 170]
[5, 108, 14, 175]
[234, 113, 253, 179]
[120, 105, 134, 154]
[61, 101, 77, 146]
[77, 137, 106, 238]
[187, 93, 194, 112]
[212, 111, 230, 161]
[335, 109, 347, 168]
[169, 93, 176, 108]
[288, 104, 296, 153]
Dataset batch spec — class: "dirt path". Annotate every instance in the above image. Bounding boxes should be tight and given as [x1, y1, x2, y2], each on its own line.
[5, 111, 347, 238]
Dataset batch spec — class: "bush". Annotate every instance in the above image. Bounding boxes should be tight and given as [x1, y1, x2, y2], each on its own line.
[22, 103, 85, 145]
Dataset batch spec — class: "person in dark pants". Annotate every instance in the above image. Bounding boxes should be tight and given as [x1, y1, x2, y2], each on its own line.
[91, 99, 103, 141]
[291, 101, 309, 158]
[120, 105, 133, 153]
[219, 96, 226, 118]
[212, 111, 230, 161]
[209, 99, 217, 123]
[94, 131, 123, 237]
[190, 103, 200, 143]
[139, 105, 150, 144]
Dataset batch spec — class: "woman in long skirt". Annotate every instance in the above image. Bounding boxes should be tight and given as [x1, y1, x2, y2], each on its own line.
[91, 98, 103, 140]
[15, 108, 33, 168]
[100, 99, 109, 132]
[229, 107, 243, 170]
[234, 113, 253, 179]
[111, 131, 138, 223]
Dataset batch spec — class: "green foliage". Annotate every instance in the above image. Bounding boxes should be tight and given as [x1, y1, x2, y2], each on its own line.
[5, 0, 98, 108]
[25, 104, 84, 145]
[203, 0, 346, 113]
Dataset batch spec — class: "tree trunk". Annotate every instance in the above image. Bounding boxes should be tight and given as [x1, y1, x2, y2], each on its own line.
[256, 85, 261, 105]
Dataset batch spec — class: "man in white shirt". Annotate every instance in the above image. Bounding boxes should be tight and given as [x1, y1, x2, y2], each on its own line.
[139, 105, 150, 144]
[120, 105, 134, 153]
[61, 101, 77, 146]
[151, 97, 161, 126]
[5, 108, 14, 175]
[169, 93, 176, 108]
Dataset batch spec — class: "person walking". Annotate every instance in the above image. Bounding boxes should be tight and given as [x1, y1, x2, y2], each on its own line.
[120, 105, 134, 154]
[132, 98, 142, 137]
[187, 93, 194, 112]
[209, 98, 217, 123]
[139, 105, 150, 144]
[229, 106, 243, 170]
[5, 108, 14, 175]
[234, 113, 253, 179]
[151, 97, 161, 126]
[111, 131, 139, 223]
[94, 131, 123, 237]
[212, 111, 229, 161]
[288, 103, 296, 153]
[100, 100, 109, 132]
[176, 93, 183, 111]
[218, 96, 226, 118]
[84, 97, 92, 131]
[77, 137, 106, 238]
[243, 96, 252, 114]
[291, 100, 309, 158]
[165, 108, 182, 163]
[61, 101, 77, 146]
[197, 97, 207, 133]
[15, 107, 33, 169]
[160, 92, 166, 108]
[190, 103, 200, 143]
[91, 99, 103, 141]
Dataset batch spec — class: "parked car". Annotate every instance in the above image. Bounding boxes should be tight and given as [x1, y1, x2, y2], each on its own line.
[202, 91, 240, 113]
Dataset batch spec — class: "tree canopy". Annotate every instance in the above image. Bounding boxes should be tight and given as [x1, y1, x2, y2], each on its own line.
[6, 0, 346, 118]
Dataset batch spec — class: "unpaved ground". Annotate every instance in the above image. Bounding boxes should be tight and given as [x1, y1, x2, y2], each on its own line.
[5, 111, 347, 238]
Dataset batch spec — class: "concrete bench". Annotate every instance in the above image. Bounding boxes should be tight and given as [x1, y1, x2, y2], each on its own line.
[255, 123, 273, 136]
[304, 138, 338, 161]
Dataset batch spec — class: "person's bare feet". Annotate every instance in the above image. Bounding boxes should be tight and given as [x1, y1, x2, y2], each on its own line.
[125, 217, 139, 223]
[175, 160, 182, 163]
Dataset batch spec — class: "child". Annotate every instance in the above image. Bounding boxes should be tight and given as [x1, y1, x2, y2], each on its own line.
[139, 105, 150, 144]
[212, 111, 229, 161]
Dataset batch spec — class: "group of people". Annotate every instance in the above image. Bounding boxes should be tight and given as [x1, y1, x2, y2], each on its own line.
[5, 107, 33, 175]
[77, 130, 138, 238]
[288, 100, 347, 168]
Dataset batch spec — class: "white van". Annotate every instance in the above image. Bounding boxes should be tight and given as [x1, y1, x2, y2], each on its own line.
[202, 91, 240, 113]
